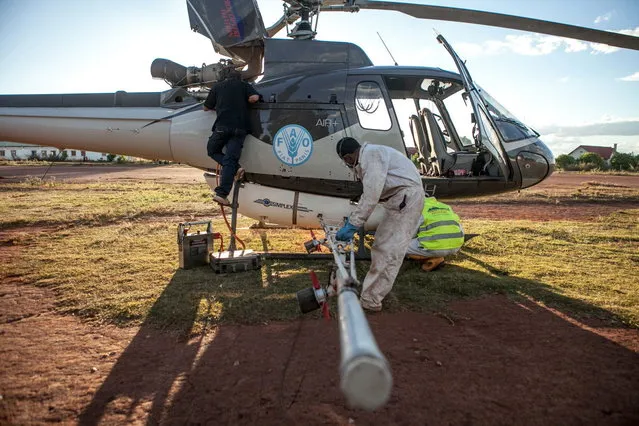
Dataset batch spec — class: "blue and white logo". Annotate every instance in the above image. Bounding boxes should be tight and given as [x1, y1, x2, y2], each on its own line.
[273, 124, 313, 166]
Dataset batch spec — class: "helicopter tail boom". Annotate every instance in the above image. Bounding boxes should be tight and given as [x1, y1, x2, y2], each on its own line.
[0, 106, 175, 163]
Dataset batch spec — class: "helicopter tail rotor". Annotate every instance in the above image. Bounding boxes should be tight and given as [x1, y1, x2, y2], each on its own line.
[186, 0, 267, 50]
[185, 0, 266, 78]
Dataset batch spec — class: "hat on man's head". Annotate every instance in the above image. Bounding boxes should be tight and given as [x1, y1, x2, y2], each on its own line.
[227, 69, 242, 80]
[336, 137, 361, 159]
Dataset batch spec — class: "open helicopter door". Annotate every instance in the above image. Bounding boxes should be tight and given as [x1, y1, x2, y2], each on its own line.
[436, 34, 512, 179]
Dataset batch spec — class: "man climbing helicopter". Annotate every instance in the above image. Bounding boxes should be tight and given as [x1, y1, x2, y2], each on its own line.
[203, 68, 261, 206]
[335, 137, 424, 312]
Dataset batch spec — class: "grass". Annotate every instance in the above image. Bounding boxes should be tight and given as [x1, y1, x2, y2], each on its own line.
[1, 178, 638, 335]
[0, 180, 214, 228]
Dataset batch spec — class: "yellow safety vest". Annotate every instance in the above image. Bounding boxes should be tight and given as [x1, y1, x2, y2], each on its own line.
[417, 197, 464, 251]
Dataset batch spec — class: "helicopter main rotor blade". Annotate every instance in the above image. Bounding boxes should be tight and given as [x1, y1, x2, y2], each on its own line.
[349, 1, 639, 51]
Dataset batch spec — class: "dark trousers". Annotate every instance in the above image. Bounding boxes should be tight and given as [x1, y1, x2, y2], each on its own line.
[207, 127, 247, 197]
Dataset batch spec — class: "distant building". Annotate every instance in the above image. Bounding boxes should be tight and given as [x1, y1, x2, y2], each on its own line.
[568, 144, 617, 165]
[0, 141, 123, 161]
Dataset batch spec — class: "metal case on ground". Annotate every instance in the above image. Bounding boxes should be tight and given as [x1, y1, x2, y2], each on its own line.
[177, 221, 214, 269]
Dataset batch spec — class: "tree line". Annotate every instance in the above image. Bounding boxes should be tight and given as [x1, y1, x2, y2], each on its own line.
[555, 151, 638, 172]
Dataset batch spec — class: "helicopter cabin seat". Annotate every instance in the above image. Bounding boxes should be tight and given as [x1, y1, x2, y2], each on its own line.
[421, 108, 478, 177]
[409, 114, 432, 175]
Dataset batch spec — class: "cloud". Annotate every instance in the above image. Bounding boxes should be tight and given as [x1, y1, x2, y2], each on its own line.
[537, 120, 639, 137]
[453, 42, 486, 58]
[455, 27, 639, 57]
[620, 27, 639, 37]
[564, 39, 588, 52]
[594, 11, 614, 24]
[589, 43, 620, 54]
[456, 34, 563, 57]
[540, 134, 584, 156]
[558, 76, 570, 83]
[619, 72, 639, 81]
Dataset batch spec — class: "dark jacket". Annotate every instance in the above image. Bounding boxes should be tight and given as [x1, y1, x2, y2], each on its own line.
[204, 78, 260, 132]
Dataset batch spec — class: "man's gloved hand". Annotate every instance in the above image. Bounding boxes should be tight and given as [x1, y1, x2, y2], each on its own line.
[335, 219, 359, 241]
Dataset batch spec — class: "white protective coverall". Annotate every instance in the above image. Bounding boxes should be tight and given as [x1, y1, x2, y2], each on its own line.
[349, 143, 425, 310]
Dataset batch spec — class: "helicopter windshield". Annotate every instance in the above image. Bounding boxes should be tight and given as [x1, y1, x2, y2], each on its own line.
[441, 90, 475, 148]
[478, 86, 539, 142]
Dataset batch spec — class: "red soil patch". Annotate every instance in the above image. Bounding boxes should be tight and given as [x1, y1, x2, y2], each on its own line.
[1, 283, 638, 425]
[450, 201, 638, 221]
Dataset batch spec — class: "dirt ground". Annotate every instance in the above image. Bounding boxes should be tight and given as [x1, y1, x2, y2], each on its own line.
[1, 166, 638, 425]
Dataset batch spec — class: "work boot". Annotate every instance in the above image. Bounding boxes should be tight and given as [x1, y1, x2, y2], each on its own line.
[360, 299, 382, 313]
[420, 257, 445, 272]
[213, 194, 231, 206]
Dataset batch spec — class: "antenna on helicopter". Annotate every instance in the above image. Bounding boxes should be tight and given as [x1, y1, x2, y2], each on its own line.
[377, 32, 398, 66]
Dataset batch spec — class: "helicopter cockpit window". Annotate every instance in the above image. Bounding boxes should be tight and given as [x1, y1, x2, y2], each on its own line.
[442, 91, 475, 148]
[432, 113, 451, 145]
[478, 86, 538, 142]
[355, 82, 391, 131]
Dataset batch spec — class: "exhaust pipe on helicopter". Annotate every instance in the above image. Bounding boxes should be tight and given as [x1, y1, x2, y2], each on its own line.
[150, 58, 228, 88]
[151, 59, 189, 87]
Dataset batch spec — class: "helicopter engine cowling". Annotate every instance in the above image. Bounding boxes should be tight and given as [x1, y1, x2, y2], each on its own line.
[150, 58, 227, 88]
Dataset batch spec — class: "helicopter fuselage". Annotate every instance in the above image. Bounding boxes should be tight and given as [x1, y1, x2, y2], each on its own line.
[0, 38, 554, 229]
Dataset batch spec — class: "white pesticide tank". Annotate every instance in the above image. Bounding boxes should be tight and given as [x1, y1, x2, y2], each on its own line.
[203, 175, 385, 230]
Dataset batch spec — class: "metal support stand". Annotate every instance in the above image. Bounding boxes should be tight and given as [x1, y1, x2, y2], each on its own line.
[228, 179, 242, 253]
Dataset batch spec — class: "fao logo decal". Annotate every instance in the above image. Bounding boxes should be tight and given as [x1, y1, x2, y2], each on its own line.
[273, 124, 313, 166]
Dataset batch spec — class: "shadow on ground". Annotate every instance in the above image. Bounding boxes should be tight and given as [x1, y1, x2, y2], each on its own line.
[77, 257, 639, 425]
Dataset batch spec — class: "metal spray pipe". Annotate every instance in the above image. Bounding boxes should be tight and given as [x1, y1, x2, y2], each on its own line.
[326, 235, 393, 411]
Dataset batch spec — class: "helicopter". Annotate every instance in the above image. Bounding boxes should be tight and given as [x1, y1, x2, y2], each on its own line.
[1, 0, 638, 231]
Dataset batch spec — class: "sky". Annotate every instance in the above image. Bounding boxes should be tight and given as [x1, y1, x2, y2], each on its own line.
[1, 0, 638, 156]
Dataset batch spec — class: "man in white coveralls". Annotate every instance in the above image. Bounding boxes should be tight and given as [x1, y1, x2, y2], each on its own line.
[335, 137, 425, 312]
